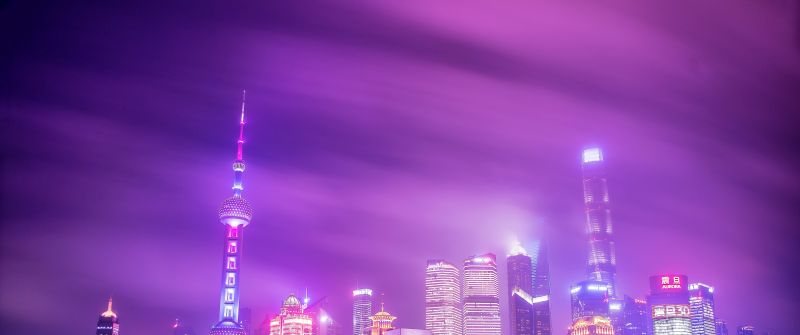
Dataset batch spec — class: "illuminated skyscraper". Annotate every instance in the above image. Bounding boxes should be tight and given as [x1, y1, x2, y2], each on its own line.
[269, 295, 313, 335]
[96, 297, 119, 335]
[529, 241, 551, 335]
[647, 275, 691, 335]
[715, 320, 729, 335]
[366, 304, 396, 335]
[581, 147, 618, 297]
[735, 326, 754, 335]
[570, 280, 610, 321]
[688, 283, 716, 335]
[611, 296, 647, 335]
[211, 92, 254, 335]
[305, 295, 337, 335]
[425, 260, 463, 335]
[567, 316, 614, 335]
[507, 243, 533, 335]
[463, 253, 501, 335]
[353, 288, 374, 335]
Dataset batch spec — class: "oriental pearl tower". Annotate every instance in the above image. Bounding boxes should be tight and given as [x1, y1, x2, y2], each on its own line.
[210, 91, 254, 335]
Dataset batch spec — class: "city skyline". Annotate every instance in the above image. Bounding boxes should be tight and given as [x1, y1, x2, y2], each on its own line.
[3, 2, 798, 335]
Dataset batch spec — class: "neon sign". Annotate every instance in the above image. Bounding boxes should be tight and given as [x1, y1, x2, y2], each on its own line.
[651, 304, 690, 319]
[650, 274, 688, 293]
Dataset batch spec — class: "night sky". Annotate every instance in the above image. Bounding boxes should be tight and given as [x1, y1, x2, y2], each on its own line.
[2, 1, 799, 334]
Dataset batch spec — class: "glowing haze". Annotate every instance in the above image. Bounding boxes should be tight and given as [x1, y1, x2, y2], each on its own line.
[1, 1, 798, 335]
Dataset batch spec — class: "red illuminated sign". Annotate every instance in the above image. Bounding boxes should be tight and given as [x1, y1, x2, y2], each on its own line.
[651, 304, 690, 319]
[649, 274, 688, 293]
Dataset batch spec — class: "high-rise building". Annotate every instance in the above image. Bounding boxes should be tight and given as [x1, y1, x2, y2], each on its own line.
[647, 275, 691, 335]
[269, 295, 313, 335]
[529, 241, 551, 335]
[211, 91, 254, 335]
[365, 304, 396, 335]
[581, 147, 618, 297]
[736, 326, 754, 335]
[715, 320, 728, 335]
[425, 260, 463, 335]
[688, 283, 715, 335]
[173, 319, 197, 335]
[567, 316, 614, 335]
[569, 280, 610, 321]
[507, 243, 533, 335]
[386, 330, 432, 335]
[611, 296, 647, 335]
[353, 288, 374, 335]
[463, 253, 501, 335]
[96, 297, 119, 335]
[242, 308, 254, 335]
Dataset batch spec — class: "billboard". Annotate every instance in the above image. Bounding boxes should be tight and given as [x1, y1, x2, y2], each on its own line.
[651, 304, 690, 319]
[649, 274, 688, 293]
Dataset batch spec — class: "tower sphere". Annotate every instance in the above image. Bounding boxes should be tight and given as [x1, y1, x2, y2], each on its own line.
[219, 196, 253, 227]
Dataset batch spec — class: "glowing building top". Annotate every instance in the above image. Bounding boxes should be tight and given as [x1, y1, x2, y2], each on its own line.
[270, 294, 314, 335]
[97, 297, 120, 335]
[211, 91, 253, 335]
[580, 147, 617, 297]
[366, 303, 397, 335]
[353, 288, 374, 335]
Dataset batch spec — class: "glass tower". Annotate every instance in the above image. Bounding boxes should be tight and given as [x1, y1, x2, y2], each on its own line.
[463, 253, 501, 335]
[581, 147, 618, 297]
[530, 241, 551, 335]
[688, 283, 716, 335]
[426, 260, 463, 335]
[353, 288, 374, 335]
[507, 244, 533, 335]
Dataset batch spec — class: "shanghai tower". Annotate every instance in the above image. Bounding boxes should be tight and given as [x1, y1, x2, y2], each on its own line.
[210, 91, 254, 335]
[581, 147, 617, 297]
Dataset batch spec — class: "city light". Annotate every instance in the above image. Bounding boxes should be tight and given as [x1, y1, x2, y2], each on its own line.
[582, 147, 603, 163]
[353, 288, 373, 296]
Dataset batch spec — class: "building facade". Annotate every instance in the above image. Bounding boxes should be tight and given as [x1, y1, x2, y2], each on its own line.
[610, 296, 647, 335]
[365, 304, 396, 335]
[581, 147, 618, 297]
[385, 329, 432, 335]
[568, 316, 614, 335]
[96, 297, 119, 335]
[353, 289, 374, 335]
[269, 295, 313, 335]
[507, 243, 533, 335]
[529, 241, 551, 335]
[570, 280, 610, 321]
[736, 326, 754, 335]
[211, 92, 254, 335]
[426, 260, 463, 335]
[647, 275, 691, 335]
[688, 283, 715, 335]
[715, 321, 728, 335]
[463, 254, 501, 335]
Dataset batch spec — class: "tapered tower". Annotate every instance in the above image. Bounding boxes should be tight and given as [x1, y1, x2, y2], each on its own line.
[211, 91, 254, 335]
[581, 147, 617, 297]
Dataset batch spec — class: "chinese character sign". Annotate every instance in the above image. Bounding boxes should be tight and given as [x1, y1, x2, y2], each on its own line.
[649, 274, 688, 293]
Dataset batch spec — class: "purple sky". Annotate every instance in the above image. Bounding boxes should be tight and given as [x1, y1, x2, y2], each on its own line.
[2, 1, 799, 334]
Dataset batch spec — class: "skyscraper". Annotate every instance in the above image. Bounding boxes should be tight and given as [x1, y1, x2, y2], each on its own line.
[269, 295, 314, 335]
[715, 320, 729, 335]
[569, 280, 610, 321]
[647, 275, 691, 335]
[211, 92, 254, 335]
[425, 260, 463, 335]
[463, 253, 501, 335]
[581, 147, 618, 297]
[366, 304, 396, 335]
[567, 316, 614, 335]
[96, 297, 119, 335]
[529, 241, 551, 335]
[353, 288, 374, 335]
[688, 283, 716, 335]
[736, 326, 754, 335]
[507, 243, 533, 335]
[613, 296, 647, 335]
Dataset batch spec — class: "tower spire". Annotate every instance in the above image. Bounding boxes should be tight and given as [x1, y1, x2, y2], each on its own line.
[237, 90, 246, 161]
[101, 296, 117, 318]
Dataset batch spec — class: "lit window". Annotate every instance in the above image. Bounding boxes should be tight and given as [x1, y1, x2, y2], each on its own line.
[224, 305, 234, 318]
[226, 273, 236, 286]
[228, 227, 239, 238]
[227, 257, 237, 270]
[228, 241, 238, 254]
[225, 288, 236, 302]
